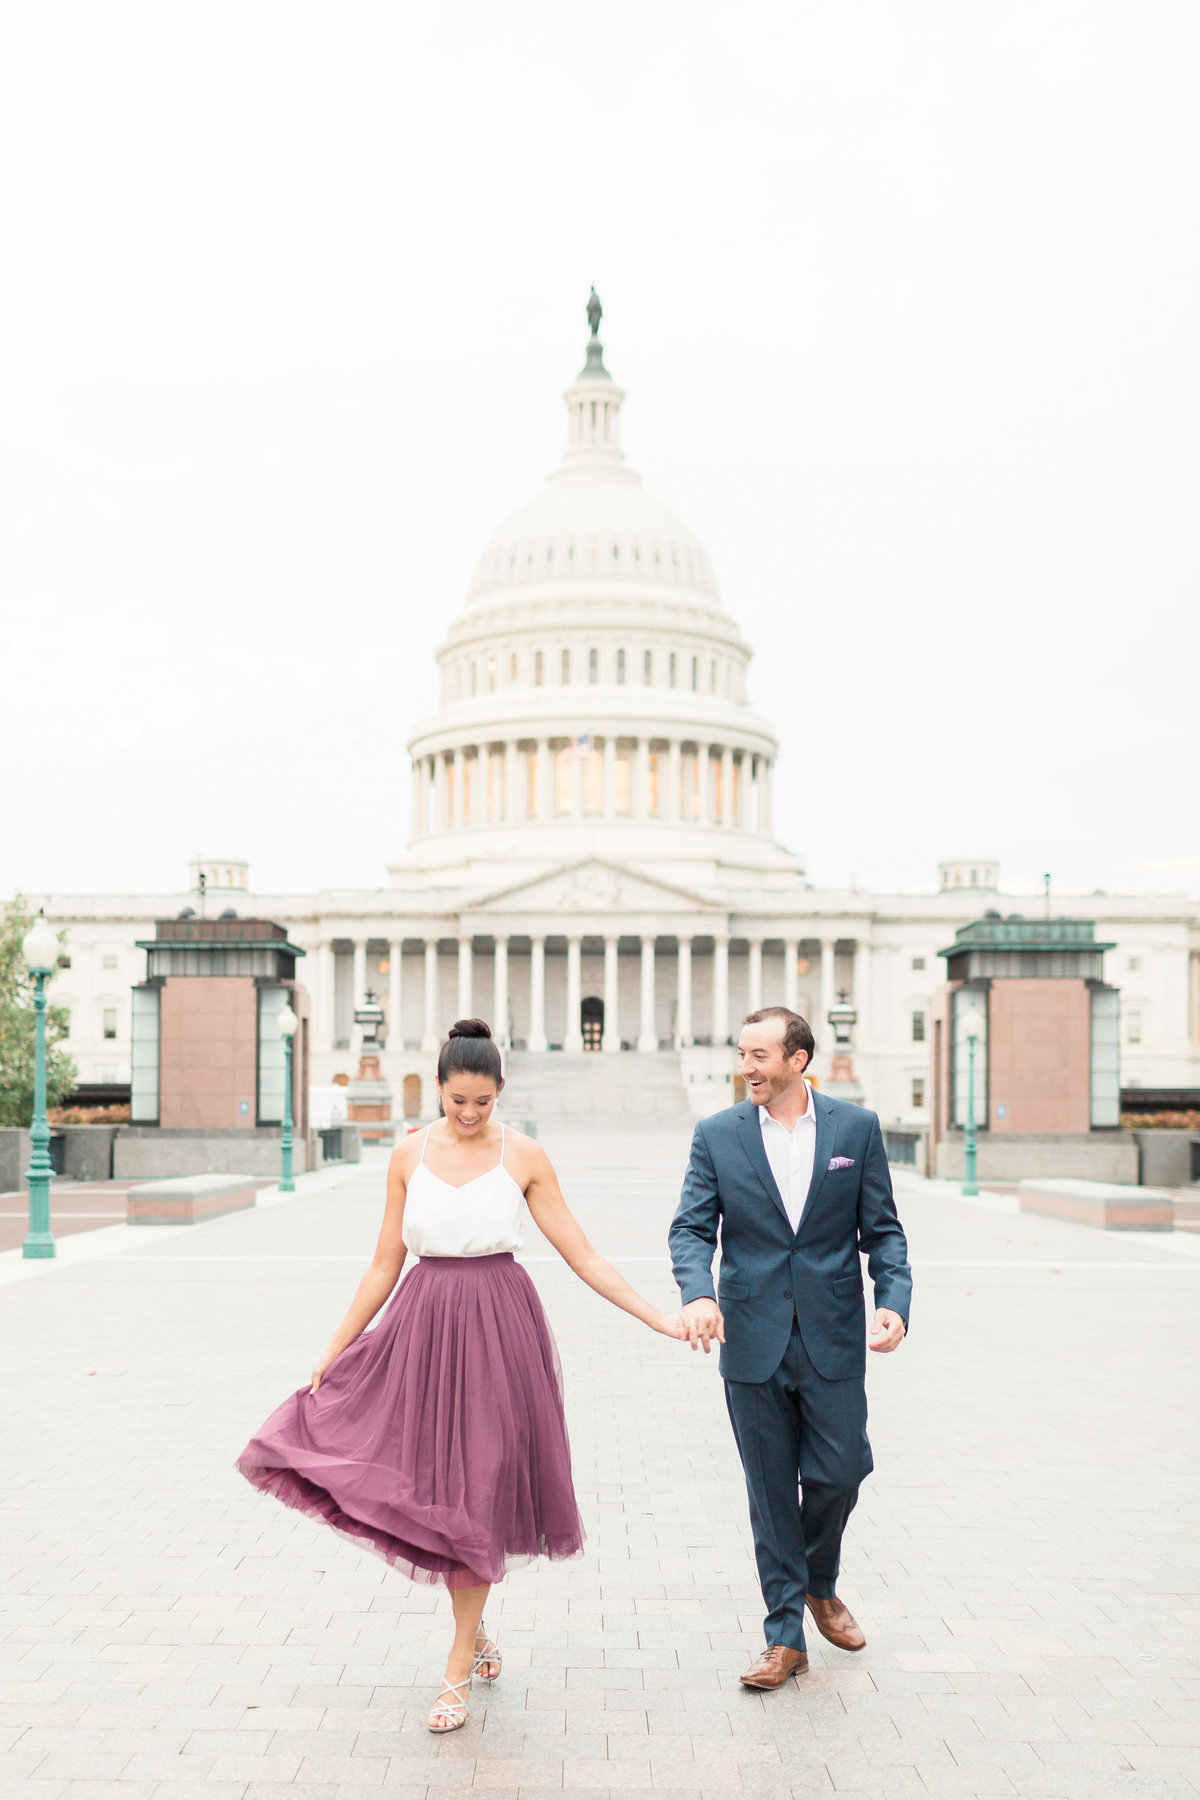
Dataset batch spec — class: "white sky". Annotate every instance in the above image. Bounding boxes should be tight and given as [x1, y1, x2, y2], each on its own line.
[2, 1, 1197, 903]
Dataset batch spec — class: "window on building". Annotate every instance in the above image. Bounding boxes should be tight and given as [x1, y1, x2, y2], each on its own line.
[911, 1078, 926, 1109]
[691, 655, 699, 691]
[643, 648, 652, 684]
[509, 651, 518, 683]
[669, 652, 677, 687]
[646, 750, 660, 815]
[526, 749, 538, 815]
[469, 661, 477, 696]
[561, 648, 570, 684]
[1128, 956, 1141, 971]
[486, 656, 495, 693]
[534, 650, 543, 686]
[103, 1007, 118, 1040]
[911, 1010, 926, 1043]
[103, 954, 118, 971]
[616, 648, 626, 684]
[710, 659, 717, 692]
[911, 956, 925, 971]
[1126, 1009, 1142, 1044]
[588, 647, 599, 683]
[614, 751, 632, 815]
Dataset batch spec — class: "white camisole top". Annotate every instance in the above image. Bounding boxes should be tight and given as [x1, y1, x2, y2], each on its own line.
[401, 1122, 526, 1258]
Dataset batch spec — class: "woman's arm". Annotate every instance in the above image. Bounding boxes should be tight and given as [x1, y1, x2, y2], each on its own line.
[310, 1143, 413, 1391]
[522, 1143, 685, 1338]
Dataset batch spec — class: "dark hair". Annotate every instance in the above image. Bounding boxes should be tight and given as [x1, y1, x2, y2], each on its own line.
[742, 1006, 815, 1067]
[436, 1018, 503, 1086]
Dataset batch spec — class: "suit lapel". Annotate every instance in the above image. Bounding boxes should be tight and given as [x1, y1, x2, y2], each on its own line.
[797, 1089, 838, 1232]
[734, 1103, 792, 1231]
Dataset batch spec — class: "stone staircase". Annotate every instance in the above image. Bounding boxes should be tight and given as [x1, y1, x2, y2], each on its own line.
[498, 1050, 692, 1119]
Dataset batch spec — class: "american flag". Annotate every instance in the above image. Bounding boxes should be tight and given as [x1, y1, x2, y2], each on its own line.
[562, 734, 590, 761]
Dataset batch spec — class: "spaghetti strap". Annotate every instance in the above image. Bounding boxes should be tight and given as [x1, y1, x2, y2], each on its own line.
[418, 1125, 433, 1168]
[498, 1122, 506, 1171]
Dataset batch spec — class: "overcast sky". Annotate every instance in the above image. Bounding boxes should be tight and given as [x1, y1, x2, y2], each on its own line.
[3, 1, 1196, 904]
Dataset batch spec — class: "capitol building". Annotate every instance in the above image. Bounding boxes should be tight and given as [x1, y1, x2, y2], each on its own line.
[35, 302, 1200, 1127]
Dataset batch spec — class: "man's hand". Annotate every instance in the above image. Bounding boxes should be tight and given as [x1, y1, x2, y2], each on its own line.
[681, 1298, 725, 1353]
[869, 1308, 905, 1353]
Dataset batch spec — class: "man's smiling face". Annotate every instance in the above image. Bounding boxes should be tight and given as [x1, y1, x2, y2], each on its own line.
[737, 1017, 810, 1106]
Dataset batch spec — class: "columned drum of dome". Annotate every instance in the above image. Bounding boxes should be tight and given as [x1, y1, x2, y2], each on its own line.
[401, 299, 800, 893]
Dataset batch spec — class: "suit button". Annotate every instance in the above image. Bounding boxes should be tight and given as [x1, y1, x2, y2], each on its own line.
[783, 1290, 792, 1300]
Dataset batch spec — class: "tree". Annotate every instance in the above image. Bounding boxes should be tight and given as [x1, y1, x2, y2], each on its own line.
[0, 896, 77, 1127]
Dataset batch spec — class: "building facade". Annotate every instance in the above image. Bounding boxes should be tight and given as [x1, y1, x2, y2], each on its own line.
[32, 310, 1200, 1125]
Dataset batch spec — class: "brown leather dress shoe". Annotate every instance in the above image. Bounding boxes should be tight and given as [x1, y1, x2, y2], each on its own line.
[805, 1594, 866, 1652]
[739, 1645, 809, 1688]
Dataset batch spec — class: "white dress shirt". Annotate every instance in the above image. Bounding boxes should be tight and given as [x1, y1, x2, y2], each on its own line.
[759, 1082, 818, 1234]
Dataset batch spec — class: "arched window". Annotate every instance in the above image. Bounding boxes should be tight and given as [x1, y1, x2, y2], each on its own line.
[690, 656, 699, 692]
[561, 648, 571, 684]
[470, 661, 478, 697]
[588, 648, 599, 684]
[509, 651, 518, 683]
[487, 656, 496, 693]
[534, 650, 544, 687]
[616, 648, 626, 684]
[669, 652, 677, 688]
[709, 659, 716, 693]
[643, 649, 653, 685]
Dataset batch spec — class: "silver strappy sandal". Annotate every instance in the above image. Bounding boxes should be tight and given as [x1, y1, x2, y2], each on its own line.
[427, 1674, 471, 1732]
[472, 1620, 502, 1682]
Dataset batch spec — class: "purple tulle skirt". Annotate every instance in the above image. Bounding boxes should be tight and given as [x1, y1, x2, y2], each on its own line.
[234, 1252, 585, 1590]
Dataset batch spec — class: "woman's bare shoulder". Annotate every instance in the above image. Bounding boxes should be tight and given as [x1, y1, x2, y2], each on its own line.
[389, 1129, 427, 1181]
[503, 1125, 553, 1181]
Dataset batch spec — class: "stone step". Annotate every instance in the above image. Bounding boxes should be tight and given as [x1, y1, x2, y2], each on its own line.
[499, 1050, 691, 1117]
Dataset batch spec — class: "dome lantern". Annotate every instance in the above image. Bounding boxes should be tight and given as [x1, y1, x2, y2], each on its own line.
[562, 287, 625, 469]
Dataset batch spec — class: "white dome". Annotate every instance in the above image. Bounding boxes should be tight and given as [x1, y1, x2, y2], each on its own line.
[465, 464, 723, 609]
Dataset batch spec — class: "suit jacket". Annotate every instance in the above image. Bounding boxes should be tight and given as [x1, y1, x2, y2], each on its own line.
[668, 1091, 912, 1384]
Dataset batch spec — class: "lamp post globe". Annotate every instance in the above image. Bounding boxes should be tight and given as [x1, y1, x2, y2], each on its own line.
[959, 1004, 983, 1198]
[276, 999, 298, 1194]
[21, 911, 59, 1259]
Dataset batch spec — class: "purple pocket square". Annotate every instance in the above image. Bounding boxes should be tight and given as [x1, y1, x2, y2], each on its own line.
[827, 1155, 855, 1171]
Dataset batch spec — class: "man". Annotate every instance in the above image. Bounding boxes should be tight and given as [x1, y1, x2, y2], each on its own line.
[669, 1006, 911, 1690]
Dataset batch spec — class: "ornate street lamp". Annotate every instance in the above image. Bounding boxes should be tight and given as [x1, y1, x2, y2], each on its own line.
[21, 912, 60, 1260]
[277, 1000, 299, 1194]
[826, 988, 857, 1051]
[960, 1003, 983, 1198]
[354, 989, 385, 1053]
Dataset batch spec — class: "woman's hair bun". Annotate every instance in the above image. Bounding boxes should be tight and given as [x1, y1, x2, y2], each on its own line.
[448, 1017, 492, 1041]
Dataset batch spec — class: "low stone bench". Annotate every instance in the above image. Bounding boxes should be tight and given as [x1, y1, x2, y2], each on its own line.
[127, 1174, 267, 1226]
[1018, 1178, 1175, 1232]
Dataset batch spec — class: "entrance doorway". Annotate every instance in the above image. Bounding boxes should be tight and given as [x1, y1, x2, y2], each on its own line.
[581, 995, 604, 1051]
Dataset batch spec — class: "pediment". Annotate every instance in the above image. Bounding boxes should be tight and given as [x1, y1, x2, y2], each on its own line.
[470, 858, 719, 917]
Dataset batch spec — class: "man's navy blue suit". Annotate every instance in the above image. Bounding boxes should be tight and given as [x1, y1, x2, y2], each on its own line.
[669, 1091, 912, 1653]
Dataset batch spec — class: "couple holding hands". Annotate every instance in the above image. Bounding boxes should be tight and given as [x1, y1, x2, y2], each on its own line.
[237, 1005, 911, 1731]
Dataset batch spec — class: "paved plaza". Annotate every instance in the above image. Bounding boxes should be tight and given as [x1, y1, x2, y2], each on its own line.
[2, 1122, 1199, 1800]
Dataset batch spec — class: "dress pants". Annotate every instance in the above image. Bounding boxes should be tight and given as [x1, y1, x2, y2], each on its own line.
[724, 1315, 873, 1652]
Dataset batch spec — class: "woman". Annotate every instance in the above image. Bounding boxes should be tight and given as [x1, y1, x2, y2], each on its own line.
[236, 1019, 685, 1732]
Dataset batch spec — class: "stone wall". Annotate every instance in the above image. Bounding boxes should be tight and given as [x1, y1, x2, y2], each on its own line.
[935, 1131, 1139, 1184]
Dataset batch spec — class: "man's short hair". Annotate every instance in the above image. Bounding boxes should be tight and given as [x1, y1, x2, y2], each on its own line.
[742, 1006, 815, 1066]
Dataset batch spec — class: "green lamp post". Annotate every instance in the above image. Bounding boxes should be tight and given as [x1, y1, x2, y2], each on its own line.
[960, 1002, 983, 1198]
[21, 913, 60, 1259]
[277, 999, 298, 1194]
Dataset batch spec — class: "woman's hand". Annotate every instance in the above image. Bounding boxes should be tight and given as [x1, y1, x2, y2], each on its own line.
[654, 1312, 690, 1340]
[310, 1348, 339, 1394]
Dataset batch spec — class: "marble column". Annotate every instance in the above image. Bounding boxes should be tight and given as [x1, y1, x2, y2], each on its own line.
[676, 936, 693, 1047]
[748, 937, 764, 1011]
[602, 936, 620, 1052]
[536, 738, 552, 821]
[697, 744, 711, 824]
[853, 940, 870, 1042]
[350, 939, 368, 1049]
[571, 748, 585, 819]
[493, 937, 510, 1046]
[668, 739, 682, 822]
[762, 759, 774, 834]
[712, 935, 730, 1045]
[474, 746, 488, 824]
[457, 936, 473, 1017]
[452, 747, 465, 826]
[735, 753, 749, 829]
[633, 738, 649, 820]
[388, 939, 403, 1051]
[602, 736, 616, 818]
[820, 937, 837, 1037]
[564, 937, 583, 1052]
[318, 939, 336, 1051]
[410, 765, 421, 837]
[435, 754, 448, 830]
[528, 937, 547, 1052]
[638, 935, 657, 1053]
[422, 940, 440, 1052]
[505, 741, 521, 822]
[783, 938, 799, 1014]
[721, 746, 734, 826]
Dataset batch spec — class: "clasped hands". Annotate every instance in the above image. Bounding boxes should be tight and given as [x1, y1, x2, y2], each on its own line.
[666, 1298, 906, 1354]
